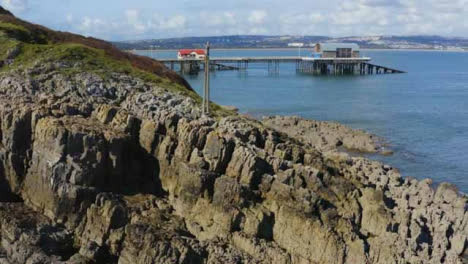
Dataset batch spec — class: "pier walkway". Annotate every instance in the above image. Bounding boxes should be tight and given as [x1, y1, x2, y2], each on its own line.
[158, 56, 404, 75]
[159, 56, 302, 64]
[361, 62, 406, 74]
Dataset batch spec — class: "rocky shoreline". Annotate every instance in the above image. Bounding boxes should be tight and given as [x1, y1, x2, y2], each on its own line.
[263, 116, 391, 154]
[0, 7, 467, 264]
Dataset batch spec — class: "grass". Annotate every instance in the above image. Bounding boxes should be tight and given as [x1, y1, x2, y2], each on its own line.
[0, 27, 235, 118]
[2, 41, 193, 96]
[0, 10, 237, 118]
[0, 34, 19, 60]
[0, 21, 47, 44]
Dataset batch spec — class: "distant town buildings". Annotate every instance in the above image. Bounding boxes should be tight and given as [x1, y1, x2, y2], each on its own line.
[288, 42, 304, 47]
[177, 49, 206, 60]
[116, 35, 468, 51]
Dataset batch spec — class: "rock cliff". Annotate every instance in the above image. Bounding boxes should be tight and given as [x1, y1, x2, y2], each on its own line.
[0, 7, 467, 264]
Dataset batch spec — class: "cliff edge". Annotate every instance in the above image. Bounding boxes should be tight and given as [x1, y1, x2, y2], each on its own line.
[0, 7, 466, 264]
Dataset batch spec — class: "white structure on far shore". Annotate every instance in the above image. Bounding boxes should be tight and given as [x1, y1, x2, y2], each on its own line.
[288, 42, 304, 47]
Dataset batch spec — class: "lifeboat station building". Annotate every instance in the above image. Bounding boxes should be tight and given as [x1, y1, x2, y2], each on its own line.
[313, 43, 361, 58]
[177, 49, 206, 60]
[159, 43, 403, 75]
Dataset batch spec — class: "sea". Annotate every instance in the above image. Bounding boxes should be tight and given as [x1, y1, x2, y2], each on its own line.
[135, 49, 468, 193]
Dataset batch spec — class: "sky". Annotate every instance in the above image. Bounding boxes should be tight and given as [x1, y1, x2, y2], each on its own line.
[1, 0, 468, 41]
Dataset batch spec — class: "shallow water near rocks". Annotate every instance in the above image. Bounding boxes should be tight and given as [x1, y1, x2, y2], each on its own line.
[137, 49, 468, 193]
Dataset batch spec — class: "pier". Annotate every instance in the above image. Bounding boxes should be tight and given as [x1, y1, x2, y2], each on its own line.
[153, 43, 405, 75]
[158, 56, 405, 75]
[298, 58, 405, 75]
[159, 56, 301, 74]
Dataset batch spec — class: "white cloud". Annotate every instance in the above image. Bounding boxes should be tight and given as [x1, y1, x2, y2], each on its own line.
[66, 14, 73, 23]
[125, 9, 146, 33]
[124, 9, 139, 22]
[1, 0, 28, 12]
[248, 26, 268, 35]
[396, 8, 422, 24]
[200, 11, 236, 27]
[248, 10, 267, 24]
[159, 15, 186, 30]
[393, 0, 468, 35]
[330, 1, 390, 27]
[359, 0, 402, 7]
[278, 13, 326, 35]
[21, 0, 468, 40]
[76, 16, 120, 39]
[280, 13, 324, 25]
[79, 17, 104, 31]
[149, 13, 187, 31]
[72, 10, 187, 40]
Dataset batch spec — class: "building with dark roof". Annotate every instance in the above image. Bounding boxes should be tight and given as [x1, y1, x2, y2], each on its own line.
[313, 43, 360, 58]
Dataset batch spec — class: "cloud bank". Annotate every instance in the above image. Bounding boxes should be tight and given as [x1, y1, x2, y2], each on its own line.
[3, 0, 468, 40]
[1, 0, 28, 12]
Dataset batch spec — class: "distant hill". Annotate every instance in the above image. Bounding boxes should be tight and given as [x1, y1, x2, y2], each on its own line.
[114, 35, 468, 51]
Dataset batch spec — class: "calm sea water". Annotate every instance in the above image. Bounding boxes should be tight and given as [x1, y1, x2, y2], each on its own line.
[136, 49, 468, 192]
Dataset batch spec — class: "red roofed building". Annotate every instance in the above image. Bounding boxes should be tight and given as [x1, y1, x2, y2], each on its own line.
[178, 49, 206, 60]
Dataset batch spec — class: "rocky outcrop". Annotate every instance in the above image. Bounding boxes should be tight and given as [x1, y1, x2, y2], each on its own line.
[263, 115, 391, 154]
[0, 8, 467, 264]
[0, 203, 79, 264]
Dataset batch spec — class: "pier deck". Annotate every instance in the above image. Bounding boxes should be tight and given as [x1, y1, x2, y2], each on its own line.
[158, 56, 404, 75]
[158, 56, 302, 64]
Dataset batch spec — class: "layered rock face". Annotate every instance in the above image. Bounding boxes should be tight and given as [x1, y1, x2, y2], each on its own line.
[0, 9, 467, 264]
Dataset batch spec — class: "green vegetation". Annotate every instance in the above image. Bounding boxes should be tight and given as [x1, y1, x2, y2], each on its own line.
[0, 34, 19, 60]
[0, 15, 234, 118]
[0, 21, 47, 44]
[0, 17, 172, 86]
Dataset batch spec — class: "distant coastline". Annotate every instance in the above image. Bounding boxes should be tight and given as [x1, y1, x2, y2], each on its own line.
[128, 47, 468, 53]
[114, 35, 468, 53]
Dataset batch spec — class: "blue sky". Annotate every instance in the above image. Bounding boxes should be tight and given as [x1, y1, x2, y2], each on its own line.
[2, 0, 468, 41]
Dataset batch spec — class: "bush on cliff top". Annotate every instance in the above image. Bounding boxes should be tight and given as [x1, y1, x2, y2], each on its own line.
[0, 7, 191, 90]
[0, 6, 234, 117]
[0, 7, 189, 85]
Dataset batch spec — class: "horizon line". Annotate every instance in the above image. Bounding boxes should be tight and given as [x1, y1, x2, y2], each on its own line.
[114, 34, 468, 43]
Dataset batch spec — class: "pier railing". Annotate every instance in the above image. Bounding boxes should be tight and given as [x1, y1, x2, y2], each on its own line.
[158, 56, 405, 75]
